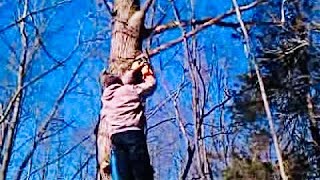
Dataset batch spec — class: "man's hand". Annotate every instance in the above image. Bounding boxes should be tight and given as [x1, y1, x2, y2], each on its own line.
[141, 64, 154, 79]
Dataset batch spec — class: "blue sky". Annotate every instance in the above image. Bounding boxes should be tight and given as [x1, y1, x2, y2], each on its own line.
[0, 0, 260, 179]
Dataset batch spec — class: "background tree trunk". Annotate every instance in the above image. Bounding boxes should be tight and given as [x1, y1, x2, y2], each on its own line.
[231, 0, 288, 179]
[0, 0, 28, 178]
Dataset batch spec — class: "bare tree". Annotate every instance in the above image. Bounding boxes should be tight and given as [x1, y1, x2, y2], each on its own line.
[0, 0, 97, 179]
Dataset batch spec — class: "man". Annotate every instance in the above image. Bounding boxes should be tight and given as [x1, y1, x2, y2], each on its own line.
[98, 59, 156, 180]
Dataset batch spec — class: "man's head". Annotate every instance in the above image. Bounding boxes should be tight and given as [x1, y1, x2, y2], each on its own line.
[100, 70, 123, 88]
[131, 70, 143, 85]
[127, 59, 149, 85]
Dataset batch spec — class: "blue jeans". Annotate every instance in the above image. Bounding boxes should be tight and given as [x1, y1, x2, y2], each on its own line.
[111, 130, 154, 180]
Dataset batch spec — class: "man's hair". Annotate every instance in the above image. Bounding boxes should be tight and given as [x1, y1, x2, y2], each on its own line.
[131, 70, 143, 85]
[100, 70, 123, 88]
[127, 55, 149, 85]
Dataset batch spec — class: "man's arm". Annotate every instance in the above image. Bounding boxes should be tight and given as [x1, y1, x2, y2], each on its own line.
[135, 64, 156, 96]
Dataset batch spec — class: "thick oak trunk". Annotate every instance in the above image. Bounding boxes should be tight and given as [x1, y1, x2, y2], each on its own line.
[108, 0, 145, 75]
[98, 1, 149, 179]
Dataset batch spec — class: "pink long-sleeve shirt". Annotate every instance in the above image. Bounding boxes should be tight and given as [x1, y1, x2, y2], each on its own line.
[100, 70, 156, 137]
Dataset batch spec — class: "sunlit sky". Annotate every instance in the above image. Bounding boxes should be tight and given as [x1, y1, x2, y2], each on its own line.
[0, 0, 257, 179]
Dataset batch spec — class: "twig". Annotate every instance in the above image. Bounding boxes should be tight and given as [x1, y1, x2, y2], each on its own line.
[70, 154, 95, 180]
[0, 34, 81, 125]
[146, 118, 175, 132]
[153, 0, 264, 35]
[0, 0, 71, 34]
[148, 0, 264, 56]
[141, 0, 154, 14]
[29, 135, 91, 176]
[203, 94, 232, 118]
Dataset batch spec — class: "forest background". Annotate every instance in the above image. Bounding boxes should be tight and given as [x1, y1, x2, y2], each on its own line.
[0, 0, 319, 179]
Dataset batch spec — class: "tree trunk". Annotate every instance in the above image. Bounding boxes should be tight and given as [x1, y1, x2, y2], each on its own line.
[108, 0, 149, 75]
[98, 0, 152, 179]
[231, 0, 288, 179]
[306, 93, 320, 147]
[0, 94, 22, 180]
[0, 104, 5, 151]
[0, 0, 28, 178]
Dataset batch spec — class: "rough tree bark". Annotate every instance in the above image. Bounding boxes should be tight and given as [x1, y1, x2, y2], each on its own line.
[97, 0, 153, 179]
[108, 0, 153, 75]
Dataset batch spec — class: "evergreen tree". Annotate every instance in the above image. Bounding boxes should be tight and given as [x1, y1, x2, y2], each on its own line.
[231, 0, 320, 178]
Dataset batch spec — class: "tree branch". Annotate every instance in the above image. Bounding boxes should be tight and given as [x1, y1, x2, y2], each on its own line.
[0, 0, 71, 34]
[141, 0, 154, 15]
[29, 134, 91, 176]
[146, 118, 175, 132]
[203, 93, 232, 118]
[14, 59, 86, 179]
[152, 0, 265, 35]
[70, 154, 95, 180]
[147, 0, 265, 57]
[0, 0, 29, 177]
[0, 34, 81, 125]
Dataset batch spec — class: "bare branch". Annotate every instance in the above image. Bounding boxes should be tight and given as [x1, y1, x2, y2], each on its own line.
[281, 0, 286, 23]
[152, 0, 265, 35]
[203, 93, 232, 118]
[0, 36, 81, 125]
[102, 0, 114, 16]
[146, 82, 188, 119]
[146, 118, 175, 132]
[70, 154, 95, 180]
[29, 134, 91, 176]
[148, 0, 264, 57]
[0, 0, 71, 34]
[141, 0, 154, 15]
[14, 59, 86, 179]
[0, 0, 29, 177]
[201, 130, 234, 140]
